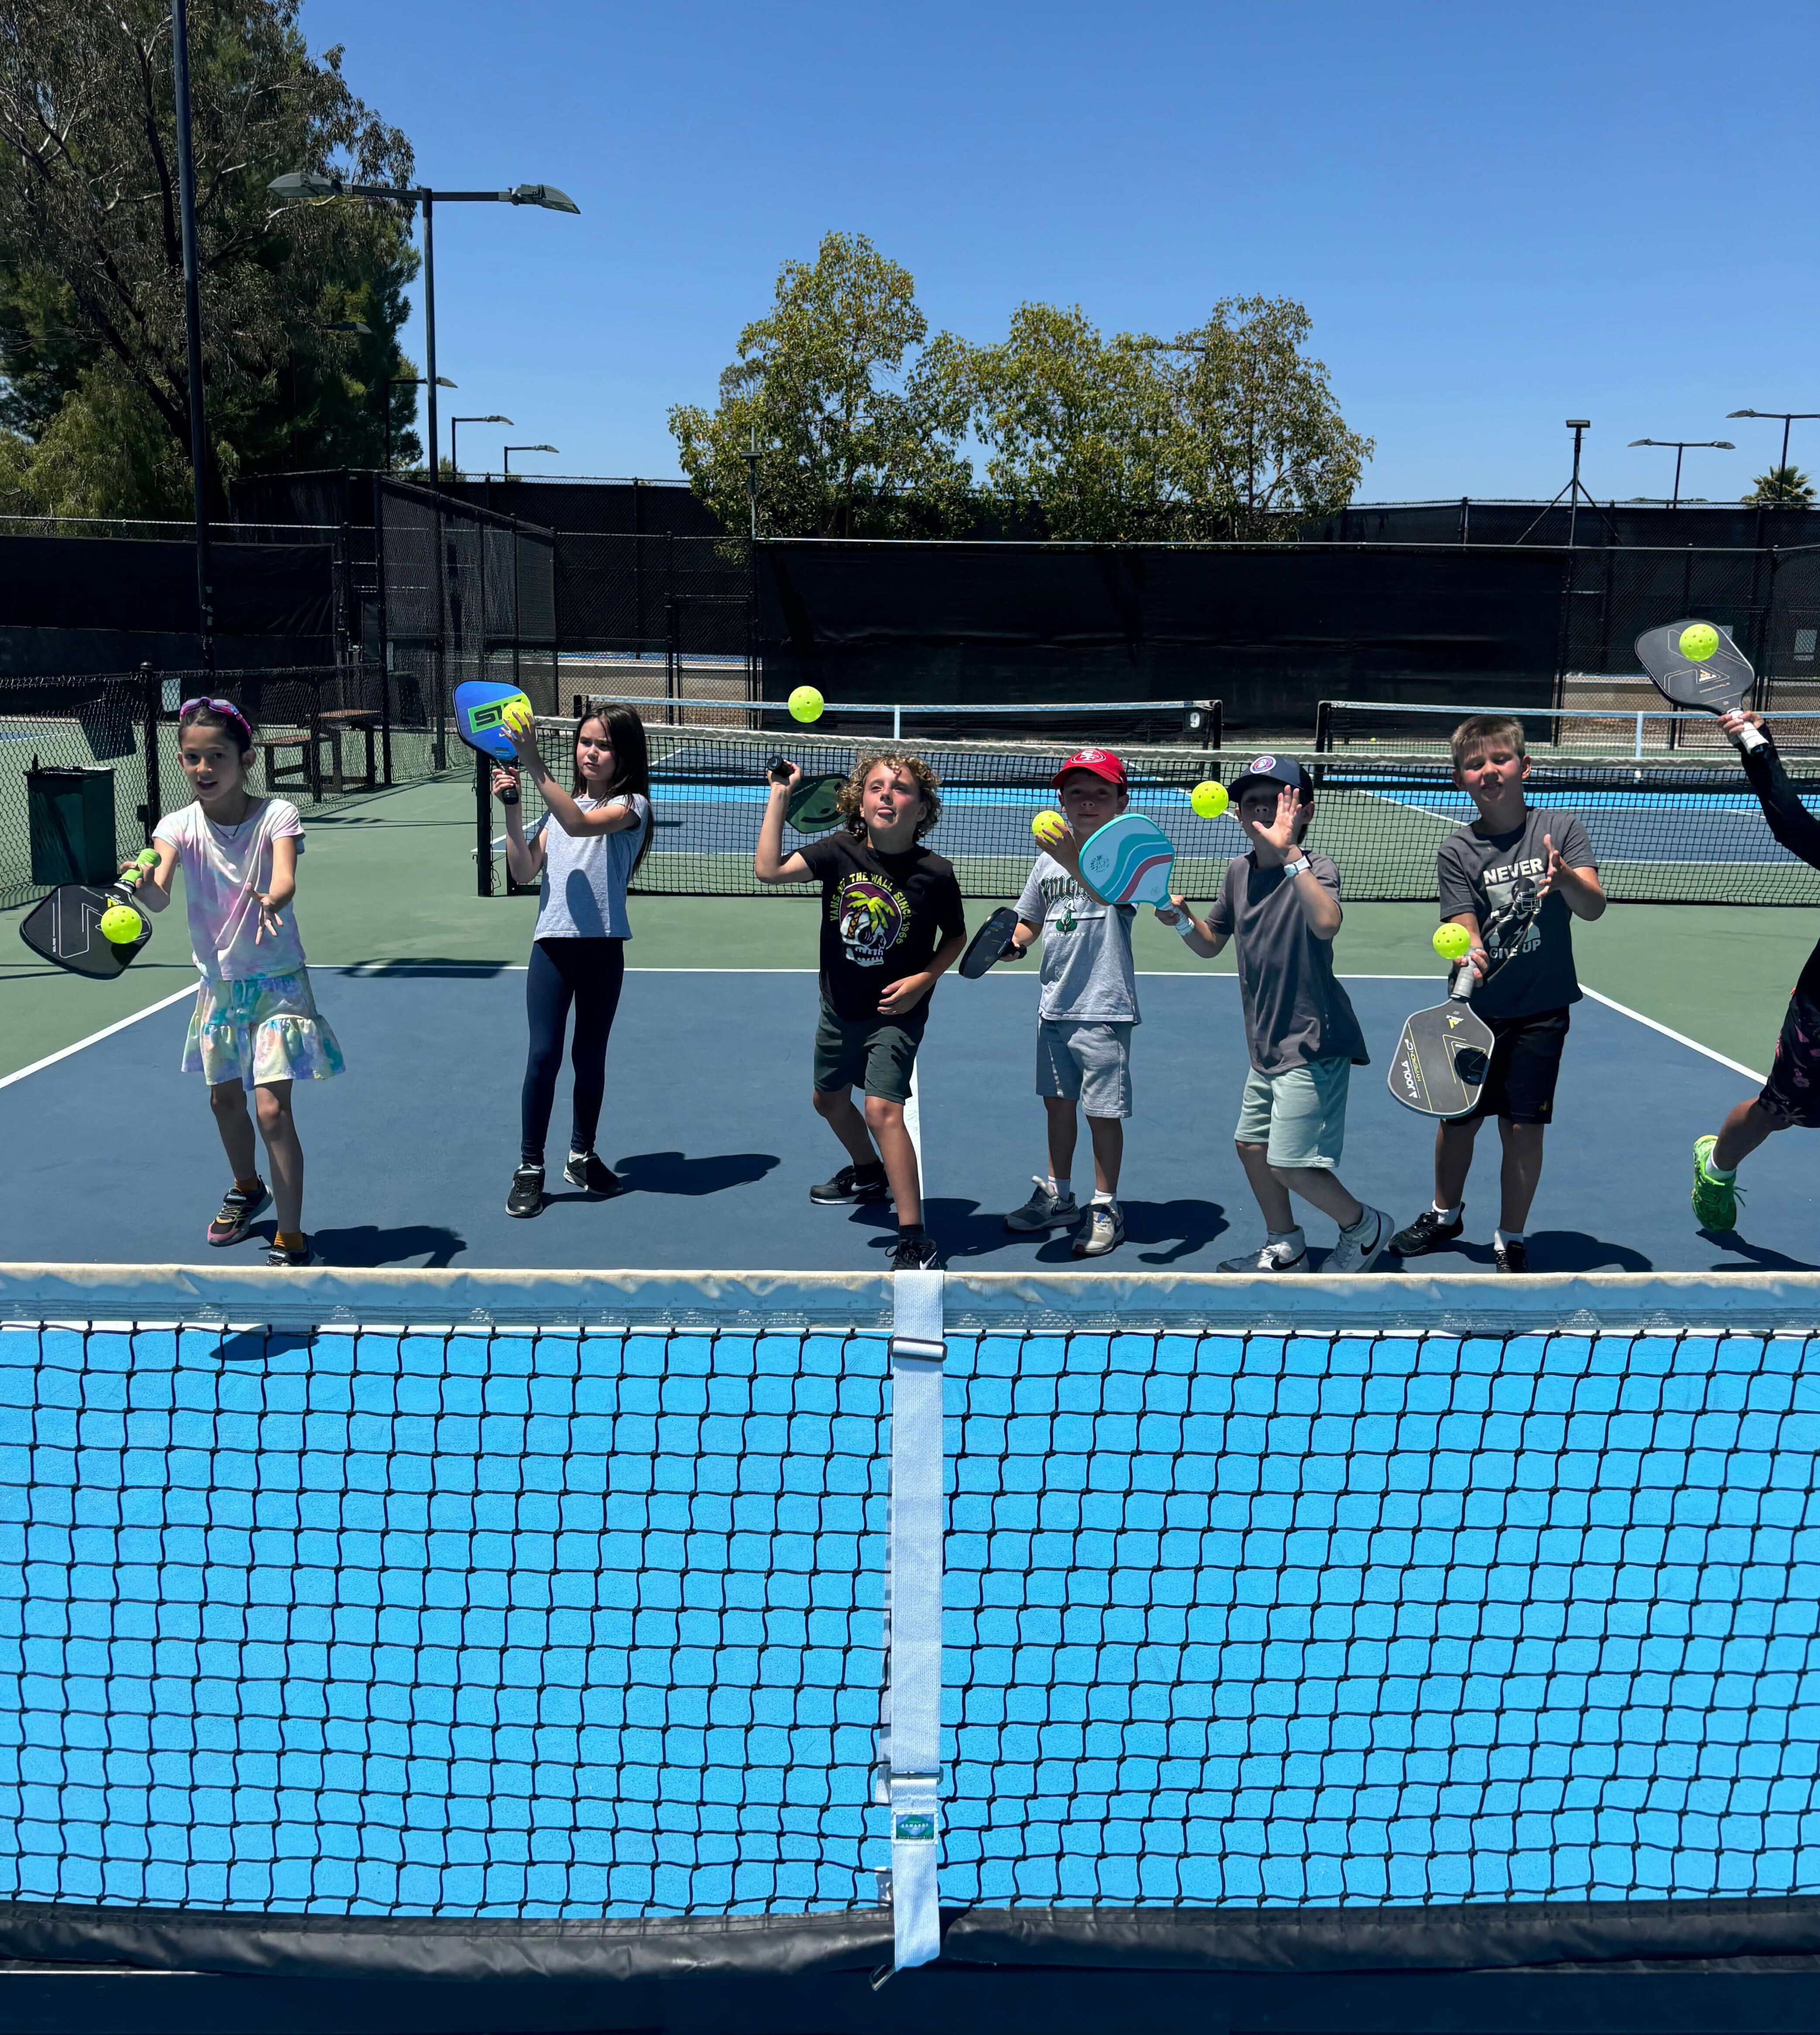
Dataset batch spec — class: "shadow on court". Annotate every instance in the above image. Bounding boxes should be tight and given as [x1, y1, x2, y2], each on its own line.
[1, 965, 1816, 1273]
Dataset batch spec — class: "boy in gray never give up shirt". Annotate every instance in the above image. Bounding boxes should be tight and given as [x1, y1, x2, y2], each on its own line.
[1000, 748, 1141, 1259]
[1164, 754, 1392, 1276]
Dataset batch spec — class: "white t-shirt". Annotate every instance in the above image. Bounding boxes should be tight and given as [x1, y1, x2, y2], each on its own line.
[530, 793, 649, 940]
[155, 797, 307, 981]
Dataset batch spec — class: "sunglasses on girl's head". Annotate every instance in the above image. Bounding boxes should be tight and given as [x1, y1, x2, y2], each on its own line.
[178, 697, 251, 733]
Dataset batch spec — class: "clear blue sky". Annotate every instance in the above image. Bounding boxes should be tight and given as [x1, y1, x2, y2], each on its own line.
[301, 0, 1818, 504]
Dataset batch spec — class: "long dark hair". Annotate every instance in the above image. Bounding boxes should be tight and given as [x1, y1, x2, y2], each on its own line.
[575, 703, 653, 878]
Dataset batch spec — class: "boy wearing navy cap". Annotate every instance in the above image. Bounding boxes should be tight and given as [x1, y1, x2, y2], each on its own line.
[1162, 754, 1390, 1274]
[1001, 748, 1139, 1257]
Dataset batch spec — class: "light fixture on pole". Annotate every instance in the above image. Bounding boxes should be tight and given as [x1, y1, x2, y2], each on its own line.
[1726, 408, 1820, 498]
[502, 444, 558, 477]
[450, 415, 512, 481]
[1627, 438, 1734, 509]
[268, 173, 578, 498]
[1514, 420, 1602, 547]
[378, 374, 456, 474]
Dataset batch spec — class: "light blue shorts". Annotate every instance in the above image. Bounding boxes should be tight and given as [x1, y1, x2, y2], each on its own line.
[1233, 1056, 1351, 1170]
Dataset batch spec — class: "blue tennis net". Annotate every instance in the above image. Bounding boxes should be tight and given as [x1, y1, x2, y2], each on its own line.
[4, 1306, 1817, 1918]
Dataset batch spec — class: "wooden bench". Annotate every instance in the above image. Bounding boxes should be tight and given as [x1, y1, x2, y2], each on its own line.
[259, 711, 382, 799]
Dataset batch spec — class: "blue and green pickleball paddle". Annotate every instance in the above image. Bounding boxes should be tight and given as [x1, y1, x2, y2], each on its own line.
[453, 680, 536, 761]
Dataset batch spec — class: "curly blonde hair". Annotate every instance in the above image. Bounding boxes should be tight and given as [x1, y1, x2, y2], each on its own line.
[836, 750, 944, 841]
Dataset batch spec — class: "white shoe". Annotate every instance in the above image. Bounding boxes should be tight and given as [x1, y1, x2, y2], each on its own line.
[1004, 1177, 1080, 1232]
[1071, 1201, 1124, 1257]
[1329, 1206, 1391, 1274]
[1218, 1234, 1309, 1273]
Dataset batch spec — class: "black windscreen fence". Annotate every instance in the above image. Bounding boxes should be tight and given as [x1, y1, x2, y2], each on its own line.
[0, 534, 337, 676]
[757, 541, 1567, 734]
[755, 539, 1820, 738]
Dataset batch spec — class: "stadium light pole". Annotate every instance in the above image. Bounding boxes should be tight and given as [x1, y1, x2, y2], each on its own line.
[267, 173, 579, 497]
[170, 0, 213, 665]
[1627, 438, 1734, 510]
[450, 415, 512, 483]
[378, 374, 456, 474]
[1727, 409, 1820, 495]
[502, 444, 558, 476]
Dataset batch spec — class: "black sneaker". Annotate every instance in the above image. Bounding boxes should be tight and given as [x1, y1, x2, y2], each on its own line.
[811, 1163, 889, 1205]
[266, 1236, 313, 1268]
[1391, 1207, 1464, 1256]
[507, 1164, 546, 1218]
[564, 1149, 622, 1198]
[889, 1232, 942, 1271]
[207, 1179, 269, 1248]
[1495, 1236, 1529, 1274]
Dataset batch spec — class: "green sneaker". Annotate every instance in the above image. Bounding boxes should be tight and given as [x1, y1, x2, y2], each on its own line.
[1691, 1135, 1740, 1232]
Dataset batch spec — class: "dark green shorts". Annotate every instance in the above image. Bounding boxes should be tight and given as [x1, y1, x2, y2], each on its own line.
[813, 1000, 921, 1104]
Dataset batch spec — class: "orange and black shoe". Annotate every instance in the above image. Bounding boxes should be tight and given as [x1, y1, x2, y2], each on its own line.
[207, 1180, 269, 1247]
[266, 1234, 313, 1268]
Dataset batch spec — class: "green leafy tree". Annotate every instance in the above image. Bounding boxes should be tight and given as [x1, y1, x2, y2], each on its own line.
[931, 292, 1371, 540]
[1744, 465, 1817, 508]
[926, 303, 1174, 540]
[0, 0, 421, 518]
[1148, 295, 1374, 538]
[668, 230, 972, 539]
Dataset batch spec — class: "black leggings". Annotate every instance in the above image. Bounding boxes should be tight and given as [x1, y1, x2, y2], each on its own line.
[520, 938, 626, 1164]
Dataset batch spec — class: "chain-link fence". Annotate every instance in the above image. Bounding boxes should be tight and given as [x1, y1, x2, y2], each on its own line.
[0, 662, 457, 913]
[374, 479, 558, 775]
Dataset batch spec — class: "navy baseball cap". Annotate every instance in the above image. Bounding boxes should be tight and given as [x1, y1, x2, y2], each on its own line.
[1228, 752, 1313, 802]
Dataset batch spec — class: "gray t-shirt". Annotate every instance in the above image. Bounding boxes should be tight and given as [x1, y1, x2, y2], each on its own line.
[1015, 854, 1140, 1022]
[1206, 851, 1368, 1076]
[530, 793, 649, 939]
[1436, 806, 1595, 1022]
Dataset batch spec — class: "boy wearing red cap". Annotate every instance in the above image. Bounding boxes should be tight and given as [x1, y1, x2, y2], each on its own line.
[1001, 748, 1139, 1257]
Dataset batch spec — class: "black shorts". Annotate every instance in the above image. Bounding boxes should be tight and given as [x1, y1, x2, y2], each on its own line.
[1461, 1006, 1570, 1125]
[1759, 990, 1820, 1128]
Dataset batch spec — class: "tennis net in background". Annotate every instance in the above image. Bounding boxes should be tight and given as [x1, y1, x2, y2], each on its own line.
[488, 720, 1820, 904]
[3, 1312, 1818, 1917]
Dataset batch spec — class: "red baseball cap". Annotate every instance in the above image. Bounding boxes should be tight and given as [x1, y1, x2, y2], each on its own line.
[1051, 747, 1128, 789]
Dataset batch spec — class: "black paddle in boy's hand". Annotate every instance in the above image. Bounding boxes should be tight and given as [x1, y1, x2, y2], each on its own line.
[959, 905, 1024, 979]
[1635, 619, 1768, 753]
[1387, 879, 1542, 1118]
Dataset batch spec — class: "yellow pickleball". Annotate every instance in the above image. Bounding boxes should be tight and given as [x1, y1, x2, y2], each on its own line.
[1433, 923, 1472, 962]
[1032, 810, 1067, 846]
[501, 696, 535, 735]
[100, 904, 143, 945]
[1679, 622, 1720, 664]
[1189, 779, 1228, 820]
[788, 686, 824, 724]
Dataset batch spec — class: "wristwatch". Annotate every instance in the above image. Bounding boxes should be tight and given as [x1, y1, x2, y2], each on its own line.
[1282, 854, 1311, 880]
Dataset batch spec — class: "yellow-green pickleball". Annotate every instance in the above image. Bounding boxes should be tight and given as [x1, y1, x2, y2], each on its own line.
[1679, 622, 1720, 664]
[788, 686, 824, 724]
[1433, 923, 1472, 962]
[99, 904, 143, 945]
[1032, 810, 1067, 846]
[1189, 780, 1229, 819]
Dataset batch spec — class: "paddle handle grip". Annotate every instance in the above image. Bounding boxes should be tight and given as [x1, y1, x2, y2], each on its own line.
[116, 848, 159, 896]
[1732, 721, 1768, 754]
[1447, 963, 1474, 1000]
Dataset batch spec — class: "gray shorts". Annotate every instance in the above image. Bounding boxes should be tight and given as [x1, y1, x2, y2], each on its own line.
[1233, 1056, 1351, 1170]
[1036, 1019, 1133, 1118]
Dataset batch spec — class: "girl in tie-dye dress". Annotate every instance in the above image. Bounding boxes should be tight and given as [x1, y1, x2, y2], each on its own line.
[131, 697, 343, 1266]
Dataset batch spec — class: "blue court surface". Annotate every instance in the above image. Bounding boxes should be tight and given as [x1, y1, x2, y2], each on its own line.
[3, 966, 1815, 1273]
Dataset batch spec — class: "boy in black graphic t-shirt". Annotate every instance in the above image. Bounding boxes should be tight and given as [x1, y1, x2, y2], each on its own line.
[756, 750, 966, 1270]
[1390, 715, 1604, 1274]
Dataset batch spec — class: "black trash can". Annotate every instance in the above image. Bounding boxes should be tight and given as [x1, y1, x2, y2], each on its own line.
[28, 765, 117, 887]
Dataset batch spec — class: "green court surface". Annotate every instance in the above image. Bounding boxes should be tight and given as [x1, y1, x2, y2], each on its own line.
[0, 773, 1809, 1083]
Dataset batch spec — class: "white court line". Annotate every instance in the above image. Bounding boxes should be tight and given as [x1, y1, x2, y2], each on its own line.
[0, 985, 196, 1091]
[1580, 987, 1766, 1083]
